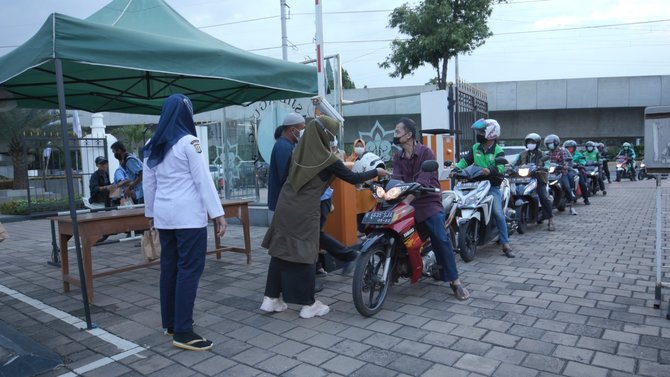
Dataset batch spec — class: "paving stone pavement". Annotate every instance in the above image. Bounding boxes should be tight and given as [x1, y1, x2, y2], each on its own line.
[1, 178, 670, 376]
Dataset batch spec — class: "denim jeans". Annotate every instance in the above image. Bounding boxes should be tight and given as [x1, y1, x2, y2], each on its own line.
[489, 186, 509, 245]
[537, 181, 553, 220]
[421, 211, 459, 282]
[560, 173, 575, 201]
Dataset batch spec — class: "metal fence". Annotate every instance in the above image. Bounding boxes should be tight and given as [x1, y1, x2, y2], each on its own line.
[21, 132, 108, 215]
[450, 80, 489, 157]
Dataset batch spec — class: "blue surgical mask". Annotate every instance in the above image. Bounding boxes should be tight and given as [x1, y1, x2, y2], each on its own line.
[587, 146, 594, 152]
[547, 143, 555, 150]
[527, 143, 537, 151]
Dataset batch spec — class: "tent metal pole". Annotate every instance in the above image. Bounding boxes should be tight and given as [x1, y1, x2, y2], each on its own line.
[55, 58, 93, 330]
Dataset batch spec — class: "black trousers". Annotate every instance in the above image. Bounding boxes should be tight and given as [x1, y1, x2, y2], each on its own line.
[264, 257, 315, 306]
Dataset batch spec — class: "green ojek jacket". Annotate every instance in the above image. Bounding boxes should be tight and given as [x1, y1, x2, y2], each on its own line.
[456, 142, 505, 186]
[582, 150, 601, 164]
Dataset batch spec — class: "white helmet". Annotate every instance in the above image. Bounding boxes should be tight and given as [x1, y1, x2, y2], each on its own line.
[471, 118, 501, 140]
[353, 152, 385, 174]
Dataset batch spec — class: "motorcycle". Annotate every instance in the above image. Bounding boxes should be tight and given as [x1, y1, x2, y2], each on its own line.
[638, 161, 652, 180]
[446, 158, 517, 263]
[547, 163, 567, 212]
[583, 162, 602, 195]
[508, 162, 547, 234]
[615, 156, 636, 182]
[352, 160, 446, 317]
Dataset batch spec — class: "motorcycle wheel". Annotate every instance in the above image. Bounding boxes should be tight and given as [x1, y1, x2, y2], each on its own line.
[352, 244, 393, 317]
[458, 219, 478, 263]
[616, 171, 621, 182]
[638, 171, 644, 181]
[516, 205, 528, 234]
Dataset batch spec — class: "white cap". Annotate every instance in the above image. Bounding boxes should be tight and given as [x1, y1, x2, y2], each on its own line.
[282, 113, 305, 126]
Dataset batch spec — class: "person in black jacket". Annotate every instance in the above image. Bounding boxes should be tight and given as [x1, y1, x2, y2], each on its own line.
[89, 156, 113, 207]
[514, 133, 555, 231]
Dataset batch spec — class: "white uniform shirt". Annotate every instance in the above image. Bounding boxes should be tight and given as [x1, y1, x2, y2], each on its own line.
[143, 135, 224, 229]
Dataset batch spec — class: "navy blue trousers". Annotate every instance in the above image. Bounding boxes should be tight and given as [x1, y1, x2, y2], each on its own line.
[158, 227, 207, 333]
[421, 211, 459, 282]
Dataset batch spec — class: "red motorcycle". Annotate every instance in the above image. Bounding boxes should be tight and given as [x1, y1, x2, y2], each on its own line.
[352, 161, 448, 317]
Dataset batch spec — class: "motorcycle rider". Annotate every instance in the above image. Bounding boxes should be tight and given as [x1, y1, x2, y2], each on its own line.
[616, 142, 637, 181]
[544, 134, 578, 215]
[514, 133, 555, 231]
[583, 141, 606, 195]
[392, 118, 469, 300]
[597, 143, 612, 183]
[455, 119, 514, 258]
[563, 140, 590, 205]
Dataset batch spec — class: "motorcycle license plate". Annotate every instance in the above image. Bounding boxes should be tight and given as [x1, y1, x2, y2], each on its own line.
[511, 178, 530, 184]
[362, 211, 394, 225]
[457, 182, 478, 189]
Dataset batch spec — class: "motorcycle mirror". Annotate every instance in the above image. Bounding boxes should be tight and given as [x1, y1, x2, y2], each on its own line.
[421, 160, 439, 172]
[444, 160, 453, 168]
[495, 157, 509, 165]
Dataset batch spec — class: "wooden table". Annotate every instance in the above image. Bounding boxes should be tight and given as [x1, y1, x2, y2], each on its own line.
[51, 199, 252, 302]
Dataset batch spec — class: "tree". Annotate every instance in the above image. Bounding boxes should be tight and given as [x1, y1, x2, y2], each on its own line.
[111, 124, 152, 158]
[326, 60, 356, 91]
[0, 108, 53, 189]
[380, 0, 505, 90]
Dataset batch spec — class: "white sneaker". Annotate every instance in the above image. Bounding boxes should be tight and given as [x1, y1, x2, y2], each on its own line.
[570, 207, 578, 215]
[260, 296, 288, 312]
[299, 300, 330, 319]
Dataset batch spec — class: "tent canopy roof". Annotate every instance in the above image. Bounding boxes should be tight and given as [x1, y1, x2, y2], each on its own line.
[0, 0, 317, 115]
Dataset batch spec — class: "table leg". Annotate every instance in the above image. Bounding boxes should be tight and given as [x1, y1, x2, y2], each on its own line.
[214, 220, 221, 259]
[241, 205, 251, 264]
[82, 236, 96, 303]
[60, 234, 72, 293]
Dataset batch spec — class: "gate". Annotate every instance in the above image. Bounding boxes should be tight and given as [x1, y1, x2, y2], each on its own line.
[450, 79, 489, 157]
[21, 132, 108, 215]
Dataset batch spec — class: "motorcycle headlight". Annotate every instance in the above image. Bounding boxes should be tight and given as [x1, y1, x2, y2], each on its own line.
[518, 168, 530, 177]
[641, 163, 646, 168]
[374, 186, 386, 199]
[384, 185, 409, 200]
[549, 166, 555, 174]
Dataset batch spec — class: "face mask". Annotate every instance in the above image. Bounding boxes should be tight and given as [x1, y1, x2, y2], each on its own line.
[527, 143, 537, 151]
[354, 147, 365, 155]
[624, 146, 629, 150]
[587, 146, 594, 152]
[476, 134, 487, 144]
[392, 136, 402, 145]
[113, 152, 123, 161]
[546, 143, 555, 150]
[292, 128, 303, 140]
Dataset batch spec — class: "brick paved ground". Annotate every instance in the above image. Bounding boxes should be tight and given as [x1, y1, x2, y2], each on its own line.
[1, 178, 670, 376]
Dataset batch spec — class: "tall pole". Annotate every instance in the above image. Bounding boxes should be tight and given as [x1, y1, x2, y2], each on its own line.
[315, 0, 326, 98]
[55, 58, 93, 329]
[280, 0, 288, 61]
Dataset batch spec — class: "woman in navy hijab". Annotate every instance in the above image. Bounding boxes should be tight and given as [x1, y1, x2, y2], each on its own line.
[143, 94, 227, 351]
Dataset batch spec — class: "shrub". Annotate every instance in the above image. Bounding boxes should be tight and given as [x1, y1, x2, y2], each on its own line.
[0, 197, 84, 215]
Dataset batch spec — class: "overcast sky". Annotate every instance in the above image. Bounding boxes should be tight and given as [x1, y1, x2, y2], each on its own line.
[1, 0, 669, 89]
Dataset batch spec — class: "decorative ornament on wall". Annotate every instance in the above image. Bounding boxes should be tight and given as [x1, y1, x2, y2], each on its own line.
[357, 121, 399, 162]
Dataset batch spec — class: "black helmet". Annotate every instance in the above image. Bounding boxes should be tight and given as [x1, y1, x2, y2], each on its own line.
[544, 134, 560, 150]
[524, 133, 542, 145]
[563, 140, 577, 149]
[596, 142, 604, 150]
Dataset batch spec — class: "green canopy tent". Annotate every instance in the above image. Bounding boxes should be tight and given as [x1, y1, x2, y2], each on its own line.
[0, 0, 316, 113]
[0, 0, 316, 328]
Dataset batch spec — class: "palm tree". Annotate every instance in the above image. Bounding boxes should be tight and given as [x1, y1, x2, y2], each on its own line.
[0, 108, 53, 189]
[111, 124, 151, 157]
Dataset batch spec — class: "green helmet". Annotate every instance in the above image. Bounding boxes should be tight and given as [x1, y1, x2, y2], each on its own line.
[623, 142, 632, 149]
[585, 141, 596, 151]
